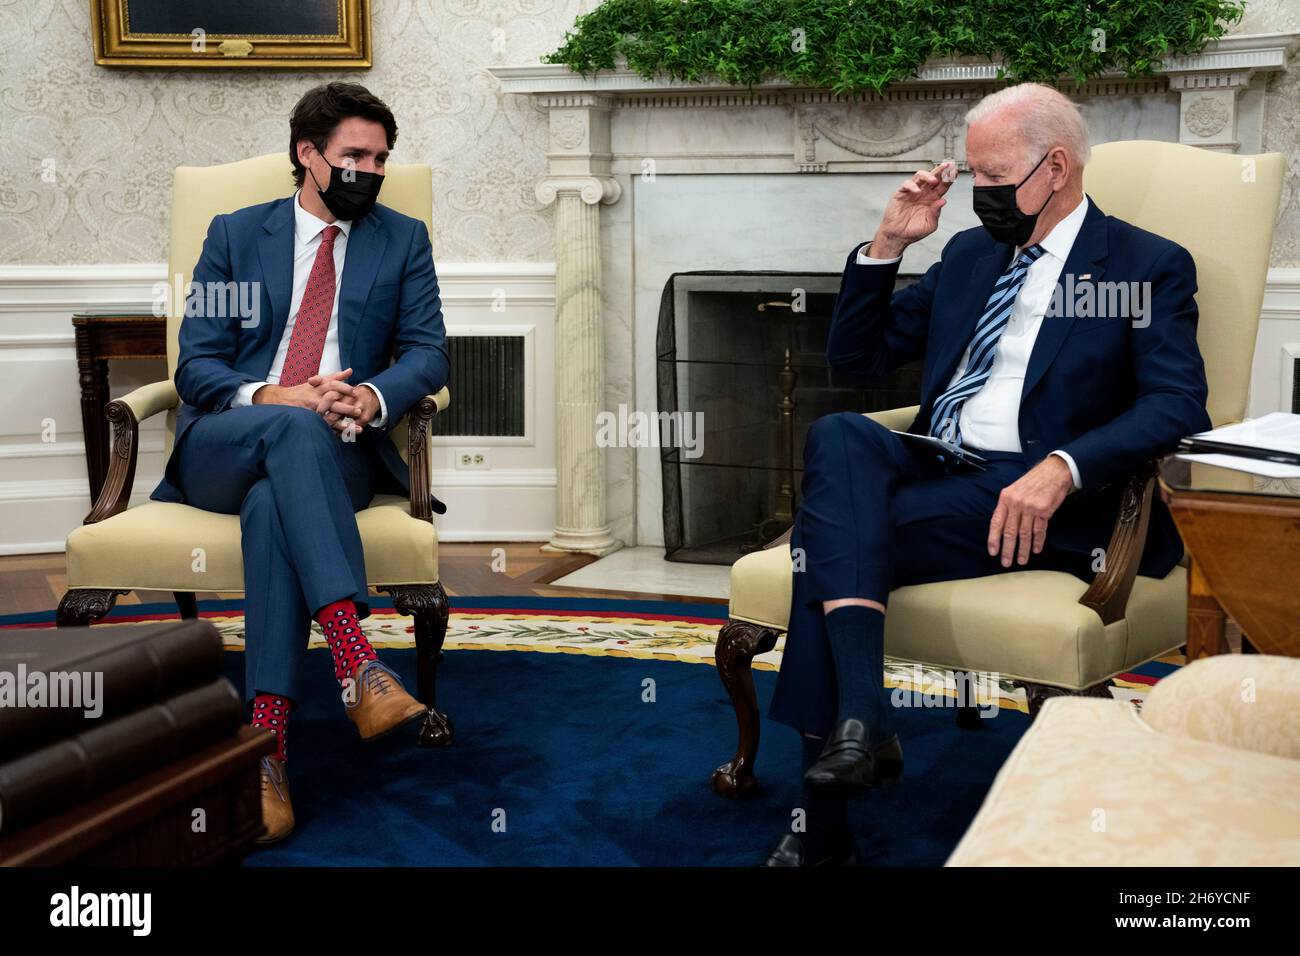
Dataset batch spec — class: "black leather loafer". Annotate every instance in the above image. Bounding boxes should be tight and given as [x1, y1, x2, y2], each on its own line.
[761, 834, 860, 867]
[802, 719, 904, 797]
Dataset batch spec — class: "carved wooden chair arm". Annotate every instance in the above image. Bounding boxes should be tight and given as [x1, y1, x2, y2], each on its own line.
[1077, 459, 1159, 625]
[406, 387, 450, 522]
[84, 380, 180, 525]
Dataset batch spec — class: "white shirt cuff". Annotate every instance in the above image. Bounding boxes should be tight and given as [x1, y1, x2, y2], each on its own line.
[856, 245, 902, 266]
[360, 383, 387, 428]
[1050, 450, 1082, 490]
[234, 381, 271, 407]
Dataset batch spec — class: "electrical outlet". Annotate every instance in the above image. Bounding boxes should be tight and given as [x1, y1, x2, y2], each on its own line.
[455, 447, 490, 470]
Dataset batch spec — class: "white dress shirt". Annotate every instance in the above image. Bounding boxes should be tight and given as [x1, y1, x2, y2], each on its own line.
[856, 195, 1088, 488]
[233, 191, 387, 426]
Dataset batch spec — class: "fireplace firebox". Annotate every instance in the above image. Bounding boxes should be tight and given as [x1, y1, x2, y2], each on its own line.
[657, 271, 922, 564]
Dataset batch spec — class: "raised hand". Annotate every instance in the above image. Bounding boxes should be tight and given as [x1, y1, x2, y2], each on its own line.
[869, 161, 956, 259]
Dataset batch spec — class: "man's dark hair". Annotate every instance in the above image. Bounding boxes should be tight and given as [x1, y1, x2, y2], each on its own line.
[289, 82, 398, 188]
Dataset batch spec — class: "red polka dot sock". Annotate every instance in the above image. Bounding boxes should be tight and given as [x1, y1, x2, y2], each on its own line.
[251, 693, 292, 762]
[316, 598, 377, 685]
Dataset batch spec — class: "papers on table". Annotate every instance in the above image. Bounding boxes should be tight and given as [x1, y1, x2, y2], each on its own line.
[1176, 412, 1300, 479]
[1176, 452, 1300, 479]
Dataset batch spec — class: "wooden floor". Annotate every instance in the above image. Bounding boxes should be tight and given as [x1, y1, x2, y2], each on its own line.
[0, 544, 725, 617]
[6, 548, 1213, 661]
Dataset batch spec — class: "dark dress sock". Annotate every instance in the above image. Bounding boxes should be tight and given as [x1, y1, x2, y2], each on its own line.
[795, 733, 851, 862]
[825, 604, 894, 744]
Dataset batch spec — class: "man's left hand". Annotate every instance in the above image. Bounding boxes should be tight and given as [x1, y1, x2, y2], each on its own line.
[987, 456, 1075, 568]
[312, 375, 380, 437]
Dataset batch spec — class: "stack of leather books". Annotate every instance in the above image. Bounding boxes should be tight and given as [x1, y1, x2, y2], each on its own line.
[0, 621, 243, 840]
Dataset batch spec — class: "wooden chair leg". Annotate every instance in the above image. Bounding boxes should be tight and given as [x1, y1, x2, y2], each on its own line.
[380, 582, 453, 748]
[1021, 678, 1114, 719]
[56, 589, 128, 627]
[174, 592, 198, 620]
[711, 618, 779, 798]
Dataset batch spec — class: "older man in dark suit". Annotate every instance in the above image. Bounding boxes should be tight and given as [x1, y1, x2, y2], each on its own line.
[764, 83, 1210, 866]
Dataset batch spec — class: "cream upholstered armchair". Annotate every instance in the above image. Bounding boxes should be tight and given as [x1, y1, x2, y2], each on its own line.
[57, 154, 456, 747]
[713, 140, 1284, 796]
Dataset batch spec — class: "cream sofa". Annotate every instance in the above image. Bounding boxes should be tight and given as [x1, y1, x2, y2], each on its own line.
[948, 654, 1300, 865]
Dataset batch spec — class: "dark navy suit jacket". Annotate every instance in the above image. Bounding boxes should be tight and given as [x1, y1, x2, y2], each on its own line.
[827, 195, 1211, 576]
[152, 197, 450, 509]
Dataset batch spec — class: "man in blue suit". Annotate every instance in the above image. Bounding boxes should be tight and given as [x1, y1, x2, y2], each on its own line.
[763, 83, 1211, 866]
[152, 83, 450, 842]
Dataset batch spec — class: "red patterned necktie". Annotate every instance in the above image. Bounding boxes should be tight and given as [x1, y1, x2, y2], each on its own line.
[278, 224, 342, 387]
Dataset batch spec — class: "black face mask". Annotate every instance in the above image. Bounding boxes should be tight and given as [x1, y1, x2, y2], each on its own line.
[972, 152, 1054, 246]
[308, 153, 384, 221]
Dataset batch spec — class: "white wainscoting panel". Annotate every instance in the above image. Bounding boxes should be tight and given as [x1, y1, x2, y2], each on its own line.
[1249, 268, 1300, 417]
[0, 263, 556, 555]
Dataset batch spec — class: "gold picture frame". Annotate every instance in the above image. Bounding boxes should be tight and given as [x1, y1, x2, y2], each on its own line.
[91, 0, 371, 69]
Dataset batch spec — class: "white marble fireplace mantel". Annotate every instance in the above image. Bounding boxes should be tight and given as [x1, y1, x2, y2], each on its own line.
[488, 32, 1300, 553]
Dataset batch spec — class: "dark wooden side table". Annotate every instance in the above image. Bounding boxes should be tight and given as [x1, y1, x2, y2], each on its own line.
[72, 312, 168, 502]
[1159, 456, 1300, 660]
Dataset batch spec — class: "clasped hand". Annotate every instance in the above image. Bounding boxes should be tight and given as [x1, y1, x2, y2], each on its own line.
[253, 368, 378, 437]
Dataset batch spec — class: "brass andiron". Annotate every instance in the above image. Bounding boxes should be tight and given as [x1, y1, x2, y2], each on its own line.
[751, 345, 797, 547]
[774, 346, 796, 524]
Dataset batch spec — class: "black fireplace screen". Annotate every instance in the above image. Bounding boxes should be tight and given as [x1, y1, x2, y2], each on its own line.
[657, 271, 922, 565]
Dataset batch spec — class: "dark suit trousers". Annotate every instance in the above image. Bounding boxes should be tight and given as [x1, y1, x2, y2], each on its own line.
[174, 405, 380, 704]
[768, 412, 1093, 738]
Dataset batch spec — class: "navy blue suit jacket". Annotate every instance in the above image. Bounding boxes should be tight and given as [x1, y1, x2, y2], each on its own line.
[827, 196, 1211, 576]
[152, 197, 450, 508]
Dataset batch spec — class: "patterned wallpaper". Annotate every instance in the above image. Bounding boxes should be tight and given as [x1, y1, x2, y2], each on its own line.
[0, 0, 595, 264]
[0, 0, 1295, 266]
[1248, 2, 1300, 267]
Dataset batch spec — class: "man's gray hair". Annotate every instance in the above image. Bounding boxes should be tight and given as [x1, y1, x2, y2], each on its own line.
[966, 83, 1091, 171]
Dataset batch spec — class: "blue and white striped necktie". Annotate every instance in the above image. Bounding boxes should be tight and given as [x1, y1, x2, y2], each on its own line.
[929, 243, 1045, 445]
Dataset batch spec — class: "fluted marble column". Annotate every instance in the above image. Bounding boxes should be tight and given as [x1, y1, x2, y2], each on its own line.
[535, 95, 622, 553]
[542, 179, 620, 553]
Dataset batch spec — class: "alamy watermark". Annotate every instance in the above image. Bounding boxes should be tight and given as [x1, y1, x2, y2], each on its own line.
[0, 666, 103, 718]
[50, 886, 150, 936]
[595, 404, 705, 459]
[1047, 275, 1152, 329]
[889, 666, 1000, 719]
[152, 274, 262, 328]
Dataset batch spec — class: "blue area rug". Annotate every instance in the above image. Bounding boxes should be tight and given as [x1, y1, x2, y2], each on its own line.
[236, 646, 1031, 867]
[1, 595, 1046, 865]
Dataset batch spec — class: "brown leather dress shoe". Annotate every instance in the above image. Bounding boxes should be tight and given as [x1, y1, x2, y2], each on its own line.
[345, 660, 428, 740]
[256, 755, 294, 844]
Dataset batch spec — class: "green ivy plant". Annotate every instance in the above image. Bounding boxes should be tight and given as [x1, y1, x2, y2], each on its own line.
[545, 0, 1247, 94]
